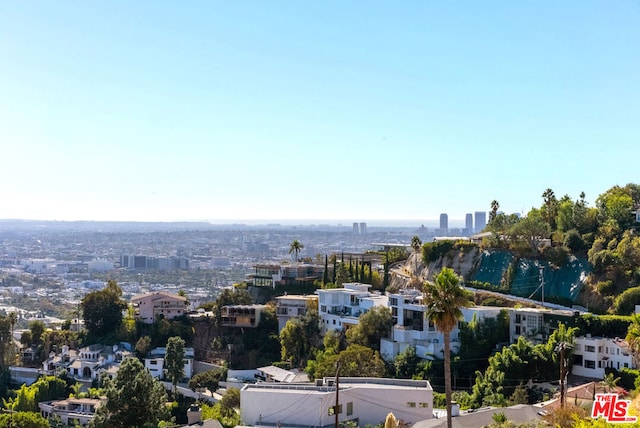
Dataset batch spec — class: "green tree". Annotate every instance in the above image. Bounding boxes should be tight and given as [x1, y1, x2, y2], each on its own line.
[189, 369, 224, 393]
[0, 316, 13, 369]
[29, 321, 46, 346]
[625, 313, 640, 367]
[345, 306, 392, 351]
[394, 345, 421, 379]
[81, 280, 127, 340]
[411, 236, 422, 252]
[165, 336, 186, 396]
[134, 336, 152, 358]
[542, 188, 558, 230]
[289, 240, 304, 261]
[423, 268, 472, 428]
[311, 344, 386, 379]
[280, 319, 306, 367]
[0, 411, 49, 428]
[489, 200, 500, 224]
[90, 357, 168, 428]
[508, 209, 551, 253]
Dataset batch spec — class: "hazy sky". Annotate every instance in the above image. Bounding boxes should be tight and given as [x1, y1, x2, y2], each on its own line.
[1, 2, 639, 225]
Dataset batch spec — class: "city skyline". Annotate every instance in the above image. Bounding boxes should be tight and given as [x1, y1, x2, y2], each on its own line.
[2, 2, 638, 223]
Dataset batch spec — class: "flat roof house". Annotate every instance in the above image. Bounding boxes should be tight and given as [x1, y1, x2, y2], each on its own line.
[241, 377, 433, 427]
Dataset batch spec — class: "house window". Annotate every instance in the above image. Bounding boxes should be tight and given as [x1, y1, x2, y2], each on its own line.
[419, 403, 429, 408]
[407, 402, 416, 408]
[347, 402, 353, 416]
[328, 405, 342, 415]
[585, 360, 596, 369]
[515, 326, 521, 335]
[585, 345, 595, 353]
[515, 314, 521, 323]
[625, 363, 629, 368]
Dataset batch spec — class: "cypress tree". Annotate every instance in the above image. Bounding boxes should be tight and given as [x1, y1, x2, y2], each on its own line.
[333, 257, 337, 283]
[323, 255, 329, 284]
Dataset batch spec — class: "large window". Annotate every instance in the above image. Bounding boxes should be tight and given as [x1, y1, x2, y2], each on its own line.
[584, 360, 596, 369]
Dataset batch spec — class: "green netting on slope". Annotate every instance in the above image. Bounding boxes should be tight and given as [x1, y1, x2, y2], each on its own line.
[470, 251, 590, 303]
[509, 257, 590, 302]
[471, 250, 514, 285]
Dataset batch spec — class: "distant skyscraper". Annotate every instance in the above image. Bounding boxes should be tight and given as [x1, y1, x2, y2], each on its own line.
[353, 222, 359, 235]
[465, 213, 473, 234]
[474, 211, 487, 233]
[439, 213, 448, 232]
[359, 222, 367, 235]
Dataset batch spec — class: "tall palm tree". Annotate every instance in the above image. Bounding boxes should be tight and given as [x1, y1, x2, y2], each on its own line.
[289, 240, 304, 262]
[423, 268, 472, 428]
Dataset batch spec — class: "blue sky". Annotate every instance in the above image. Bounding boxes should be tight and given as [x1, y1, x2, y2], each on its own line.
[1, 1, 639, 225]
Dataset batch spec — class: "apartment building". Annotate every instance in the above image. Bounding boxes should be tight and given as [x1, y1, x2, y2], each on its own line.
[249, 263, 324, 288]
[316, 283, 388, 333]
[144, 346, 195, 379]
[39, 397, 103, 426]
[572, 335, 634, 378]
[131, 291, 188, 324]
[240, 377, 433, 427]
[220, 304, 267, 328]
[275, 294, 318, 332]
[509, 307, 575, 344]
[381, 289, 502, 361]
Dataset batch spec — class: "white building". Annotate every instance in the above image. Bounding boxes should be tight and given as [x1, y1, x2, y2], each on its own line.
[381, 289, 502, 361]
[240, 377, 433, 427]
[509, 307, 575, 344]
[39, 397, 103, 426]
[275, 294, 318, 332]
[131, 291, 188, 324]
[42, 344, 131, 381]
[144, 346, 195, 379]
[317, 283, 388, 333]
[572, 336, 634, 378]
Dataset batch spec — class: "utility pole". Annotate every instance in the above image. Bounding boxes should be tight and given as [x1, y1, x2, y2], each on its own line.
[555, 342, 570, 408]
[334, 361, 340, 428]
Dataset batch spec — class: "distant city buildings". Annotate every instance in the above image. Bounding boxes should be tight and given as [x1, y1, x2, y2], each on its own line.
[120, 254, 189, 271]
[465, 213, 473, 235]
[474, 211, 487, 233]
[352, 222, 367, 235]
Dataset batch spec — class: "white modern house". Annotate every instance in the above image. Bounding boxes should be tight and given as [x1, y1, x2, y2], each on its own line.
[572, 335, 634, 378]
[39, 397, 103, 427]
[130, 291, 188, 324]
[240, 377, 433, 427]
[275, 294, 318, 332]
[317, 283, 388, 333]
[508, 307, 576, 344]
[144, 346, 195, 379]
[380, 288, 502, 361]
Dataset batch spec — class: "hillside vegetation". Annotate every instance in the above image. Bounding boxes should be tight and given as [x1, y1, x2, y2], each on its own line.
[397, 184, 640, 315]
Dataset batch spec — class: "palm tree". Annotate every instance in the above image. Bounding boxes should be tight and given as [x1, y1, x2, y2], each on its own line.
[289, 240, 304, 262]
[601, 372, 621, 393]
[626, 313, 640, 367]
[423, 268, 472, 428]
[489, 200, 500, 224]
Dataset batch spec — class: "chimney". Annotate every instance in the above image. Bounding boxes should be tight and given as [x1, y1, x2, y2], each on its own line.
[187, 404, 202, 425]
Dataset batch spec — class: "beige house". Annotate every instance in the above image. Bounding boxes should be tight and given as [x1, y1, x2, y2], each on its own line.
[131, 291, 188, 324]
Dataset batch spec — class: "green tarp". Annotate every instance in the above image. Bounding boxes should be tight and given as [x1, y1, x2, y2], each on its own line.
[471, 250, 590, 303]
